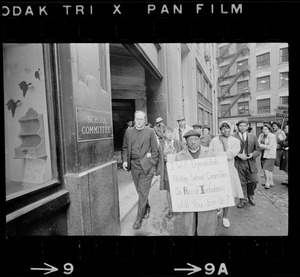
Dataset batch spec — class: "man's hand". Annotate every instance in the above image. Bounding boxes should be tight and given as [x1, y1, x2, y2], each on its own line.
[123, 162, 128, 171]
[246, 153, 253, 159]
[237, 153, 248, 160]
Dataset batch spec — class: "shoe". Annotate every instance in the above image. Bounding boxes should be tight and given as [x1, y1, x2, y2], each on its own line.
[165, 211, 173, 219]
[133, 219, 142, 229]
[143, 206, 151, 219]
[237, 200, 247, 208]
[222, 218, 230, 228]
[265, 185, 270, 189]
[237, 202, 244, 208]
[248, 196, 255, 206]
[270, 182, 275, 187]
[261, 183, 265, 186]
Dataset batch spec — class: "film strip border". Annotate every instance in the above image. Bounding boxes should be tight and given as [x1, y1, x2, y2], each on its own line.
[2, 1, 300, 41]
[3, 237, 297, 276]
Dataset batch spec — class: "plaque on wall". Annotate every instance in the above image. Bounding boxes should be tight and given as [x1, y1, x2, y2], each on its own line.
[76, 107, 113, 142]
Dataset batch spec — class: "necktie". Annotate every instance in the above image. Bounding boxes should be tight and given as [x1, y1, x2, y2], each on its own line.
[240, 133, 246, 154]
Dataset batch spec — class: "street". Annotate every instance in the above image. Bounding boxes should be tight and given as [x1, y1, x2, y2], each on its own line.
[120, 161, 288, 236]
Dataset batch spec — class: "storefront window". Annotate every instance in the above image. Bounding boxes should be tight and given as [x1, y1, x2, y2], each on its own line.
[4, 44, 57, 198]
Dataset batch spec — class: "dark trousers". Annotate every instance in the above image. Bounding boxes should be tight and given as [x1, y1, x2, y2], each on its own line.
[131, 165, 154, 221]
[237, 160, 258, 199]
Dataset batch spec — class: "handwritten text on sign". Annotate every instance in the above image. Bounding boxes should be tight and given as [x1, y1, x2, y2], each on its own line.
[275, 105, 288, 118]
[166, 156, 234, 212]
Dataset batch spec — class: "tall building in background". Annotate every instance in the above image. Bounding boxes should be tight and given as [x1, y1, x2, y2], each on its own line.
[217, 43, 289, 135]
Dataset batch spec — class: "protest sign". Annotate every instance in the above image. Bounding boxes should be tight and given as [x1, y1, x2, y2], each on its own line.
[166, 155, 234, 212]
[275, 105, 288, 119]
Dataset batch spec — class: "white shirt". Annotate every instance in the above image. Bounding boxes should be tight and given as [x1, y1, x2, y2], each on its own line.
[238, 132, 247, 154]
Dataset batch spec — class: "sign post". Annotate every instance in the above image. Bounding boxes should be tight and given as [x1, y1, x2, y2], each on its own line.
[275, 105, 288, 129]
[166, 155, 234, 212]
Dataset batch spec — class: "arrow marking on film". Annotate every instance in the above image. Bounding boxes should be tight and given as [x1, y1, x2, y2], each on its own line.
[30, 263, 58, 275]
[174, 263, 202, 275]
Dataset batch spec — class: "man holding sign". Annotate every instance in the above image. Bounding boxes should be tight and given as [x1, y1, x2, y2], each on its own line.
[167, 130, 234, 236]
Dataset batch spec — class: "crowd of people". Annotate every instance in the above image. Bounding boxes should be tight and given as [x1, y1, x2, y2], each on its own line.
[121, 111, 289, 235]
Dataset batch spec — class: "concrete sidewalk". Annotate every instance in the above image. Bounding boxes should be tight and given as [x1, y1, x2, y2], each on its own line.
[120, 164, 288, 236]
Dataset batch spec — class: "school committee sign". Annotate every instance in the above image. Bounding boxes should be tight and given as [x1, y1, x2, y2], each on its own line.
[76, 107, 113, 142]
[167, 155, 235, 212]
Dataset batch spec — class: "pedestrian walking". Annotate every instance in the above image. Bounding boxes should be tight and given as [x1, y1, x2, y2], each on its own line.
[279, 124, 289, 185]
[202, 125, 214, 144]
[122, 110, 159, 229]
[258, 124, 277, 189]
[154, 117, 165, 145]
[192, 123, 202, 134]
[209, 121, 244, 228]
[173, 130, 218, 236]
[173, 115, 193, 148]
[158, 126, 183, 219]
[233, 120, 261, 208]
[192, 123, 209, 147]
[270, 121, 286, 167]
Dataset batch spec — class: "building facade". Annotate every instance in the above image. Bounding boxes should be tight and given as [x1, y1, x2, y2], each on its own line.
[4, 43, 218, 236]
[217, 43, 289, 135]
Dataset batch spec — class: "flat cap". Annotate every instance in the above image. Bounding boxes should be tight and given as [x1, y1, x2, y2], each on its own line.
[192, 123, 202, 128]
[236, 119, 248, 126]
[183, 129, 201, 139]
[177, 115, 185, 121]
[156, 117, 163, 123]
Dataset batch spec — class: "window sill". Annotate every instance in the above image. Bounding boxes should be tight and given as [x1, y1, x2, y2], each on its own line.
[6, 180, 59, 202]
[6, 189, 70, 223]
[256, 65, 270, 70]
[256, 89, 271, 93]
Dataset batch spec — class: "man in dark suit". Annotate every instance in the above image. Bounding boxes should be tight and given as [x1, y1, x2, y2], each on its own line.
[122, 110, 159, 229]
[233, 120, 261, 208]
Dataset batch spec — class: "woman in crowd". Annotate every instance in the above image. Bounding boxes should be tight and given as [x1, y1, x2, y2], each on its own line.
[209, 121, 243, 228]
[201, 125, 213, 146]
[258, 124, 277, 189]
[159, 126, 183, 219]
[279, 124, 289, 185]
[270, 121, 286, 167]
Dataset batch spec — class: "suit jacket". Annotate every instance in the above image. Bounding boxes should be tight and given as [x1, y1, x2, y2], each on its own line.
[173, 125, 193, 146]
[233, 132, 261, 174]
[122, 126, 159, 174]
[175, 146, 214, 162]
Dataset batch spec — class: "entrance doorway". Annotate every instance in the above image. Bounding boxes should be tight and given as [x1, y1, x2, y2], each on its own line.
[112, 99, 135, 151]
